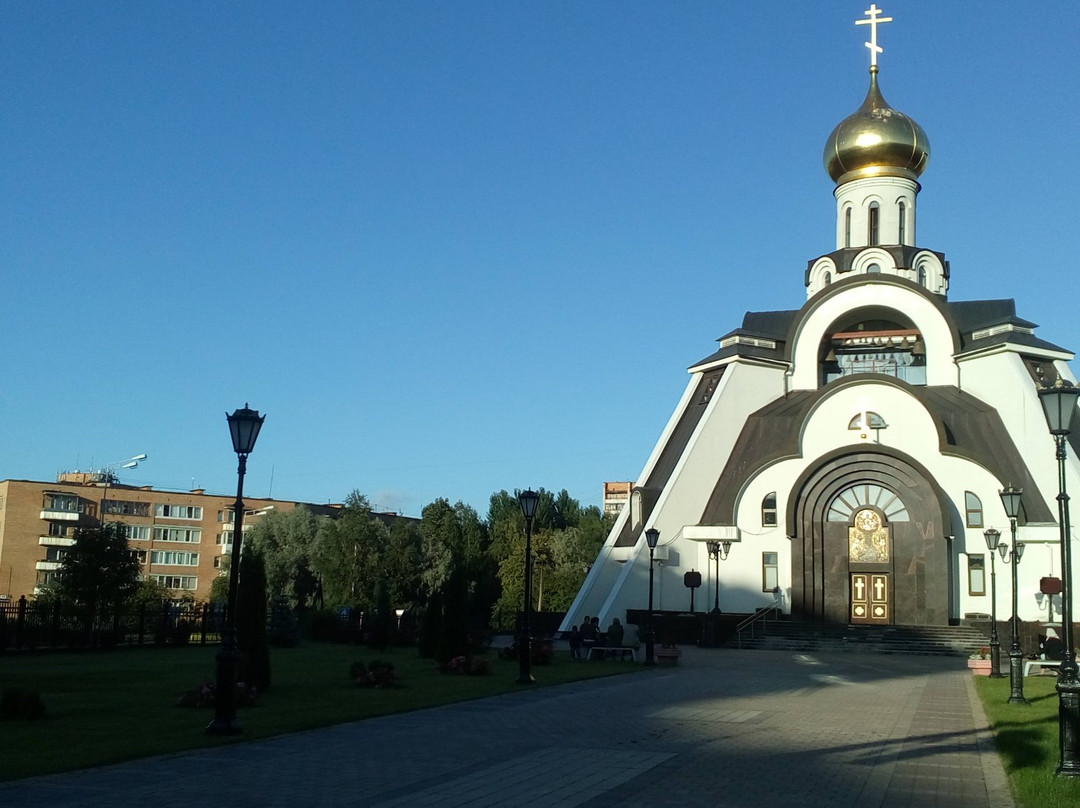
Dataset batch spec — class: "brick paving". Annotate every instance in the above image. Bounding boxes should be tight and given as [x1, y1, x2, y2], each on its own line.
[0, 647, 1013, 807]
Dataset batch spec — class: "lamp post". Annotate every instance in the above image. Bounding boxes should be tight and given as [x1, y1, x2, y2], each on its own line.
[207, 404, 265, 735]
[983, 527, 1004, 679]
[999, 485, 1027, 703]
[1038, 380, 1080, 777]
[517, 489, 539, 685]
[706, 540, 731, 614]
[644, 528, 660, 665]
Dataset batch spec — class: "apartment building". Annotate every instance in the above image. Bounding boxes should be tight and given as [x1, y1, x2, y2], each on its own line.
[602, 482, 632, 517]
[0, 473, 342, 603]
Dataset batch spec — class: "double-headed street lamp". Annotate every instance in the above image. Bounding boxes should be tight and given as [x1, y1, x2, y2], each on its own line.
[983, 527, 1004, 679]
[644, 528, 660, 665]
[1038, 379, 1080, 777]
[517, 489, 539, 685]
[706, 540, 732, 614]
[207, 404, 265, 736]
[999, 485, 1027, 704]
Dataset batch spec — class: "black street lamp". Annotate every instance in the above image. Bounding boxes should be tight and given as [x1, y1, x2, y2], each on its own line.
[207, 404, 265, 735]
[517, 489, 539, 685]
[706, 540, 731, 614]
[999, 485, 1027, 703]
[1039, 379, 1080, 777]
[644, 528, 660, 666]
[983, 527, 1004, 679]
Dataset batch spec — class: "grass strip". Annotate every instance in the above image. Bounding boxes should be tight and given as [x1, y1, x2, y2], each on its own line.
[975, 673, 1080, 806]
[1, 643, 639, 781]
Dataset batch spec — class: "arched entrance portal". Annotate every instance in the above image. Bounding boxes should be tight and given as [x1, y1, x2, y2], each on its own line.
[786, 448, 951, 626]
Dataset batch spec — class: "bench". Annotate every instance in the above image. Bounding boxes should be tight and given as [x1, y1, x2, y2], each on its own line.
[655, 647, 681, 665]
[1024, 659, 1064, 677]
[588, 645, 637, 661]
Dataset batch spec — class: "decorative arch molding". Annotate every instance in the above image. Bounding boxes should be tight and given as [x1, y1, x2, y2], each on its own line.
[807, 256, 839, 297]
[912, 249, 948, 295]
[851, 247, 897, 275]
[786, 445, 952, 625]
[787, 277, 958, 389]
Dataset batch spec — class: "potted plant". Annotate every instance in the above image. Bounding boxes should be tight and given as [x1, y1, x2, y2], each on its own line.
[967, 647, 993, 675]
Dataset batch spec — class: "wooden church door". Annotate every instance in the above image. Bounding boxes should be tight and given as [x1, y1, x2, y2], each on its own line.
[848, 508, 891, 625]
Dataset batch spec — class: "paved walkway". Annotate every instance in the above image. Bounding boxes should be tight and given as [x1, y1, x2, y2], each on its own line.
[0, 648, 1013, 807]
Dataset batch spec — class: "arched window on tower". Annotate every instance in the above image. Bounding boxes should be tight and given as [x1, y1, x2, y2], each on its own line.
[917, 265, 927, 287]
[866, 263, 881, 273]
[762, 493, 778, 527]
[965, 492, 984, 528]
[824, 271, 832, 286]
[868, 203, 880, 246]
[844, 208, 852, 248]
[898, 201, 906, 244]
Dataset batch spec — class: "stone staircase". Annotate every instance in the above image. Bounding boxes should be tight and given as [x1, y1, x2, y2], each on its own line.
[732, 620, 990, 657]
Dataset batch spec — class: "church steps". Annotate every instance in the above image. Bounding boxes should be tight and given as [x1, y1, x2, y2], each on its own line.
[731, 621, 989, 657]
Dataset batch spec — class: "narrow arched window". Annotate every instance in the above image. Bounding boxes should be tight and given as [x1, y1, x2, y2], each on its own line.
[824, 271, 832, 286]
[917, 265, 927, 286]
[965, 492, 983, 528]
[898, 201, 906, 243]
[868, 203, 880, 246]
[762, 492, 778, 527]
[844, 208, 852, 248]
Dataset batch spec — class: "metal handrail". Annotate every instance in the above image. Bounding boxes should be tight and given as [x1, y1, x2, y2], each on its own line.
[736, 599, 782, 648]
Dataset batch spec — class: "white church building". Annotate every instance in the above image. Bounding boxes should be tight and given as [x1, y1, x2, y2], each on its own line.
[564, 11, 1077, 632]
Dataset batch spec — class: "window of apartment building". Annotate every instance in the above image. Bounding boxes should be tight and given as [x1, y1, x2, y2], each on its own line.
[104, 500, 151, 516]
[133, 549, 147, 564]
[154, 575, 198, 590]
[762, 552, 779, 592]
[155, 504, 203, 520]
[44, 547, 67, 563]
[968, 554, 986, 596]
[150, 550, 199, 566]
[48, 522, 71, 537]
[217, 509, 235, 523]
[153, 526, 201, 544]
[125, 525, 151, 541]
[44, 493, 81, 513]
[965, 492, 983, 528]
[762, 493, 778, 527]
[36, 570, 60, 587]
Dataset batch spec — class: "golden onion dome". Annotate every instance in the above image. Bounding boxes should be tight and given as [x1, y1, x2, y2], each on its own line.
[824, 68, 930, 184]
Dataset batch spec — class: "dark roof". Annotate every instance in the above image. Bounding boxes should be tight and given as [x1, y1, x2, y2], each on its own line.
[613, 367, 726, 547]
[690, 310, 796, 369]
[804, 246, 950, 285]
[947, 299, 1070, 356]
[698, 378, 1054, 527]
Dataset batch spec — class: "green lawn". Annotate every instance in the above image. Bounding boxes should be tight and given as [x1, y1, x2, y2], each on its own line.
[975, 674, 1080, 806]
[0, 643, 638, 782]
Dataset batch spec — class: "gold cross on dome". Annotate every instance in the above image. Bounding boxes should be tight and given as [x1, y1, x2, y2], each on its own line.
[856, 4, 893, 68]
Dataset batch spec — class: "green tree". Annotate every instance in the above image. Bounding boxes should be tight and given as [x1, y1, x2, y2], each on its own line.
[56, 523, 142, 618]
[488, 491, 611, 627]
[311, 492, 389, 610]
[416, 499, 495, 660]
[236, 546, 271, 691]
[383, 518, 422, 613]
[245, 505, 323, 610]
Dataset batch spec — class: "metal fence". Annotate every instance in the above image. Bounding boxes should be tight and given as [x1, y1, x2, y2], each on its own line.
[0, 596, 223, 651]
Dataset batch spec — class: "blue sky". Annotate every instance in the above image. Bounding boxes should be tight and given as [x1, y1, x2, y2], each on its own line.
[2, 3, 1077, 516]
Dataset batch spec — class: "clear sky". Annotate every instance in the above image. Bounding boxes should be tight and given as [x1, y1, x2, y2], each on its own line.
[2, 3, 1077, 517]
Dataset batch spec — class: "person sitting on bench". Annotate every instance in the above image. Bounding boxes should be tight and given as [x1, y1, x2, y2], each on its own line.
[604, 618, 624, 657]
